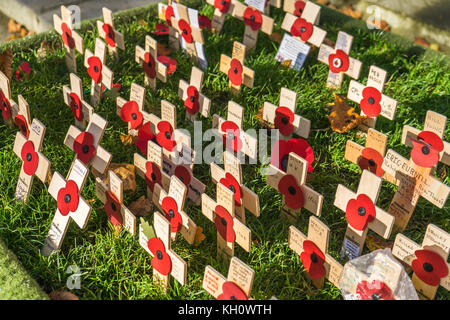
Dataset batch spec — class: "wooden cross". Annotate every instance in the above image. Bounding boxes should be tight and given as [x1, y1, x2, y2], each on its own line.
[203, 256, 254, 300]
[219, 41, 254, 94]
[318, 31, 362, 89]
[53, 5, 84, 73]
[289, 216, 343, 289]
[13, 118, 51, 203]
[84, 38, 114, 106]
[347, 65, 398, 132]
[139, 212, 187, 292]
[283, 0, 310, 17]
[135, 35, 167, 90]
[206, 0, 238, 33]
[13, 95, 31, 139]
[261, 87, 311, 139]
[158, 1, 180, 50]
[42, 159, 91, 256]
[96, 7, 125, 58]
[63, 113, 112, 175]
[0, 70, 18, 128]
[116, 82, 149, 137]
[95, 170, 137, 235]
[63, 73, 94, 129]
[334, 169, 395, 260]
[178, 66, 211, 121]
[392, 224, 449, 300]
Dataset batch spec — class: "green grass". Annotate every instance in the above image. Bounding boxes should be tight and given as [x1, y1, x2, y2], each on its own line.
[0, 0, 448, 300]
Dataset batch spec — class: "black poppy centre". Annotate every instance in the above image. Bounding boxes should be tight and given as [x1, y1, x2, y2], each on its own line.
[165, 131, 171, 139]
[358, 206, 366, 216]
[131, 113, 137, 120]
[151, 173, 157, 181]
[73, 101, 79, 110]
[281, 116, 289, 125]
[368, 97, 375, 105]
[423, 262, 434, 273]
[82, 145, 90, 154]
[26, 153, 32, 162]
[288, 186, 296, 195]
[111, 202, 117, 211]
[228, 185, 236, 193]
[368, 158, 376, 167]
[21, 125, 27, 132]
[421, 146, 430, 155]
[221, 217, 227, 227]
[281, 154, 289, 171]
[64, 194, 71, 203]
[156, 250, 163, 260]
[300, 26, 306, 33]
[94, 66, 99, 72]
[168, 209, 175, 218]
[310, 252, 318, 263]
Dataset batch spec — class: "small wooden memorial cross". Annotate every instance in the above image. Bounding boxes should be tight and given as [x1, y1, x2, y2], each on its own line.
[392, 224, 449, 300]
[64, 113, 112, 175]
[347, 65, 398, 132]
[96, 7, 125, 58]
[178, 66, 211, 121]
[84, 38, 114, 106]
[289, 216, 343, 289]
[318, 31, 362, 89]
[203, 256, 254, 300]
[13, 95, 31, 139]
[53, 5, 84, 73]
[219, 41, 254, 94]
[283, 0, 311, 17]
[42, 159, 91, 256]
[135, 35, 168, 90]
[334, 169, 395, 260]
[0, 71, 18, 128]
[13, 118, 51, 203]
[206, 0, 237, 33]
[149, 100, 180, 159]
[63, 73, 94, 129]
[139, 212, 187, 291]
[116, 83, 149, 138]
[261, 87, 311, 139]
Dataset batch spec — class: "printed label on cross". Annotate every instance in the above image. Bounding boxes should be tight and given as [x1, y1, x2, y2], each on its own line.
[135, 35, 168, 90]
[63, 73, 94, 129]
[317, 31, 362, 89]
[96, 7, 125, 58]
[203, 256, 254, 300]
[64, 113, 112, 175]
[206, 0, 237, 33]
[13, 118, 51, 203]
[392, 224, 450, 300]
[139, 212, 187, 291]
[178, 66, 211, 121]
[0, 70, 18, 128]
[289, 216, 343, 288]
[53, 5, 84, 73]
[42, 159, 91, 256]
[334, 169, 395, 260]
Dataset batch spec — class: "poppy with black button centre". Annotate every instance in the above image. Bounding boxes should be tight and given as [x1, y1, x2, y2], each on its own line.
[290, 18, 313, 42]
[162, 196, 183, 233]
[69, 92, 84, 122]
[73, 131, 97, 164]
[135, 122, 157, 155]
[21, 140, 39, 176]
[274, 106, 295, 136]
[0, 90, 12, 120]
[355, 280, 394, 300]
[277, 174, 304, 210]
[165, 5, 175, 26]
[217, 282, 248, 300]
[243, 7, 262, 31]
[294, 1, 306, 17]
[148, 237, 172, 275]
[358, 147, 384, 177]
[102, 23, 116, 47]
[178, 19, 193, 43]
[214, 0, 231, 14]
[410, 131, 444, 168]
[143, 52, 157, 79]
[157, 56, 177, 75]
[227, 59, 243, 86]
[360, 86, 382, 117]
[15, 115, 30, 138]
[175, 165, 192, 187]
[221, 121, 243, 153]
[345, 193, 376, 231]
[104, 191, 123, 226]
[185, 86, 200, 115]
[214, 205, 236, 242]
[300, 240, 326, 279]
[145, 161, 162, 192]
[271, 138, 315, 173]
[328, 49, 350, 74]
[411, 249, 448, 286]
[87, 56, 103, 84]
[61, 23, 75, 49]
[120, 100, 143, 130]
[219, 172, 242, 206]
[56, 180, 80, 216]
[156, 121, 176, 151]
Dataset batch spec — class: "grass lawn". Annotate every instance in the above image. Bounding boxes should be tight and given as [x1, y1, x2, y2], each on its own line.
[0, 0, 448, 300]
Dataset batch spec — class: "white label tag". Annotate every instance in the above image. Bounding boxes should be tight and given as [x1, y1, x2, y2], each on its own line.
[275, 34, 310, 71]
[245, 0, 266, 12]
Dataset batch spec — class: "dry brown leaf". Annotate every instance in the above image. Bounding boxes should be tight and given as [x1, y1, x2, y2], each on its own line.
[438, 165, 447, 180]
[128, 195, 152, 217]
[339, 5, 362, 19]
[91, 163, 136, 192]
[366, 234, 394, 252]
[49, 290, 79, 300]
[157, 42, 171, 56]
[252, 239, 259, 246]
[327, 93, 367, 133]
[269, 32, 283, 45]
[114, 225, 122, 238]
[415, 37, 430, 47]
[0, 49, 13, 81]
[138, 19, 148, 27]
[280, 59, 292, 68]
[194, 226, 206, 246]
[120, 134, 137, 146]
[367, 19, 390, 31]
[8, 19, 22, 33]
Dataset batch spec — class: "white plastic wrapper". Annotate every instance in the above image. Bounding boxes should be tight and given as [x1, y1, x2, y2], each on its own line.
[339, 248, 418, 300]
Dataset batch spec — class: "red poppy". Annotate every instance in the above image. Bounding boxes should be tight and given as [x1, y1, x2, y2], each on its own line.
[278, 174, 304, 210]
[294, 1, 306, 17]
[61, 22, 75, 49]
[300, 240, 326, 279]
[102, 23, 116, 47]
[20, 140, 38, 176]
[0, 89, 11, 120]
[15, 115, 29, 138]
[15, 62, 31, 81]
[356, 280, 395, 300]
[198, 15, 211, 29]
[360, 86, 382, 117]
[157, 56, 177, 75]
[143, 52, 156, 79]
[145, 161, 162, 192]
[218, 281, 248, 300]
[156, 121, 176, 152]
[73, 131, 97, 164]
[328, 49, 349, 74]
[105, 191, 123, 226]
[214, 0, 231, 14]
[174, 165, 191, 187]
[148, 237, 172, 275]
[56, 180, 80, 216]
[358, 147, 384, 177]
[69, 92, 84, 122]
[274, 106, 295, 136]
[87, 56, 103, 84]
[165, 5, 175, 26]
[243, 7, 262, 31]
[135, 122, 156, 154]
[214, 205, 236, 242]
[162, 196, 183, 233]
[227, 58, 243, 86]
[411, 131, 444, 168]
[290, 18, 313, 42]
[184, 86, 200, 115]
[178, 19, 193, 43]
[220, 172, 242, 206]
[154, 23, 169, 35]
[412, 249, 448, 286]
[270, 138, 314, 173]
[221, 121, 242, 153]
[120, 101, 143, 130]
[346, 194, 376, 231]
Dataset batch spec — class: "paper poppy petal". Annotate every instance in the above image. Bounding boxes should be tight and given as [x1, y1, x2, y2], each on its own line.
[69, 92, 84, 122]
[156, 121, 176, 152]
[174, 165, 191, 187]
[360, 86, 382, 117]
[214, 0, 231, 14]
[157, 56, 177, 75]
[61, 22, 75, 49]
[135, 122, 156, 154]
[412, 250, 448, 286]
[21, 140, 39, 176]
[87, 56, 103, 84]
[145, 161, 162, 192]
[345, 194, 376, 231]
[143, 52, 157, 79]
[274, 106, 295, 136]
[15, 115, 29, 138]
[105, 191, 122, 226]
[328, 49, 349, 73]
[154, 23, 169, 35]
[358, 147, 384, 177]
[184, 85, 200, 115]
[148, 237, 172, 276]
[162, 196, 182, 233]
[228, 58, 243, 86]
[178, 19, 193, 43]
[278, 174, 304, 209]
[121, 101, 143, 129]
[294, 1, 306, 17]
[243, 8, 262, 31]
[0, 90, 12, 120]
[214, 205, 235, 242]
[218, 281, 248, 300]
[198, 15, 211, 29]
[103, 23, 116, 47]
[220, 172, 242, 206]
[73, 131, 96, 164]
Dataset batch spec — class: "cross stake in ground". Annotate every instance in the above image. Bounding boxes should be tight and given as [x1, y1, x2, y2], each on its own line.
[0, 71, 18, 128]
[178, 66, 211, 121]
[63, 73, 94, 129]
[96, 7, 125, 59]
[392, 224, 449, 300]
[206, 0, 237, 33]
[135, 35, 168, 90]
[42, 159, 91, 256]
[220, 41, 254, 94]
[334, 169, 395, 260]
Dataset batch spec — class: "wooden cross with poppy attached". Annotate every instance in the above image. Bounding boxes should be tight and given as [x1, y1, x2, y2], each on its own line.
[203, 256, 254, 300]
[0, 70, 18, 128]
[289, 216, 343, 289]
[318, 31, 362, 89]
[158, 1, 180, 50]
[63, 113, 112, 175]
[206, 0, 237, 33]
[13, 95, 32, 139]
[178, 66, 211, 121]
[261, 87, 311, 139]
[96, 7, 125, 59]
[135, 35, 168, 90]
[53, 5, 84, 73]
[41, 159, 91, 256]
[392, 224, 449, 300]
[84, 38, 114, 106]
[347, 65, 398, 132]
[334, 169, 395, 260]
[283, 0, 310, 17]
[150, 100, 179, 159]
[95, 170, 137, 235]
[139, 212, 187, 291]
[220, 41, 254, 94]
[63, 73, 94, 129]
[381, 111, 450, 231]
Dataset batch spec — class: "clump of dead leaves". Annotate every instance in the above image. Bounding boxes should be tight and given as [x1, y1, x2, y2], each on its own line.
[92, 163, 136, 193]
[326, 93, 367, 133]
[7, 19, 33, 41]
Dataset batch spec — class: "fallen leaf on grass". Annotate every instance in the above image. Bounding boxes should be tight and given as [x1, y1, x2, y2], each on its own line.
[92, 163, 136, 192]
[415, 37, 430, 47]
[36, 41, 61, 61]
[252, 239, 259, 246]
[120, 134, 137, 146]
[49, 290, 79, 300]
[157, 42, 171, 56]
[367, 19, 390, 31]
[0, 49, 13, 81]
[326, 93, 367, 133]
[279, 59, 292, 68]
[438, 165, 446, 180]
[339, 5, 362, 19]
[194, 226, 206, 246]
[128, 195, 152, 217]
[138, 19, 148, 28]
[366, 234, 394, 252]
[269, 32, 283, 45]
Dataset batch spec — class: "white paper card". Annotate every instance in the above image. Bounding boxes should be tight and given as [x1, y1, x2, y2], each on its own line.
[245, 0, 266, 12]
[275, 34, 310, 71]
